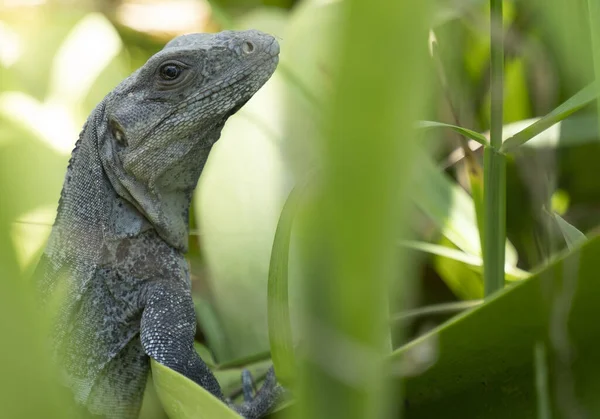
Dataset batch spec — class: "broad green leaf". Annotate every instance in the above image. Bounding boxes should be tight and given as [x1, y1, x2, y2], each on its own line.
[417, 120, 488, 146]
[501, 82, 599, 152]
[391, 236, 600, 418]
[151, 360, 241, 419]
[553, 213, 587, 250]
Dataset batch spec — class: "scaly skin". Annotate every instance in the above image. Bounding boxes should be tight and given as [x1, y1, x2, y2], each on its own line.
[36, 30, 281, 419]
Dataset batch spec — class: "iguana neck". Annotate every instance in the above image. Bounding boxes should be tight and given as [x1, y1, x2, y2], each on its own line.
[48, 103, 119, 265]
[51, 101, 212, 257]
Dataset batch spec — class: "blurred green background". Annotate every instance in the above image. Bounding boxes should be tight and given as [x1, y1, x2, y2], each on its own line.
[2, 0, 600, 418]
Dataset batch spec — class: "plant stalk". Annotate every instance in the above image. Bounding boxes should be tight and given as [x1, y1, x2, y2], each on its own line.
[484, 0, 506, 296]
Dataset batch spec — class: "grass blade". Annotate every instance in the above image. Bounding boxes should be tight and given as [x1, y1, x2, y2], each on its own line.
[298, 0, 433, 418]
[417, 120, 489, 146]
[501, 82, 599, 152]
[267, 184, 305, 386]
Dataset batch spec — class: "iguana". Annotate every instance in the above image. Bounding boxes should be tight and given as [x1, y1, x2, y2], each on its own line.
[36, 29, 282, 419]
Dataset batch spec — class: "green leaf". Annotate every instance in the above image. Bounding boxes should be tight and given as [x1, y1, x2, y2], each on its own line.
[398, 239, 528, 281]
[501, 82, 599, 152]
[151, 360, 241, 419]
[268, 184, 305, 386]
[417, 120, 489, 146]
[213, 360, 273, 399]
[216, 350, 272, 370]
[416, 153, 519, 268]
[553, 213, 587, 250]
[193, 297, 230, 363]
[391, 236, 600, 418]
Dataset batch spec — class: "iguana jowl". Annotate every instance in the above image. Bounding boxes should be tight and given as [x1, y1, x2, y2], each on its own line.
[36, 30, 281, 419]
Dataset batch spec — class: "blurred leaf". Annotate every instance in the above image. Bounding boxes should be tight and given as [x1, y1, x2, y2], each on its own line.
[151, 360, 241, 419]
[399, 239, 528, 281]
[501, 82, 598, 152]
[392, 236, 600, 418]
[194, 296, 230, 364]
[416, 153, 519, 267]
[503, 58, 532, 123]
[432, 239, 484, 299]
[48, 13, 122, 107]
[216, 350, 272, 370]
[11, 206, 54, 272]
[417, 120, 488, 146]
[391, 300, 483, 324]
[268, 184, 304, 386]
[194, 342, 217, 368]
[553, 213, 587, 250]
[0, 13, 123, 155]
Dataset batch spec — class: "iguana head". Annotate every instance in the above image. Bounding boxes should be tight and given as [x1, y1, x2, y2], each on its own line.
[99, 29, 279, 251]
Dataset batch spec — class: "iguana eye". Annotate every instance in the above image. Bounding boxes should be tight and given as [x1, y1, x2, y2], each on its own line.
[159, 64, 183, 80]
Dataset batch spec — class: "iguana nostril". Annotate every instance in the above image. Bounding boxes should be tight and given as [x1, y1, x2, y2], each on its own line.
[242, 41, 255, 54]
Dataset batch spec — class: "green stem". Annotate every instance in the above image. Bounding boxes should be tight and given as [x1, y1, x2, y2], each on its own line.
[484, 0, 506, 297]
[489, 0, 504, 150]
[483, 147, 506, 295]
[587, 0, 600, 144]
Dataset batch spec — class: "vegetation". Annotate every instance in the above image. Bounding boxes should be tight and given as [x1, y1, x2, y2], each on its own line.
[1, 0, 600, 418]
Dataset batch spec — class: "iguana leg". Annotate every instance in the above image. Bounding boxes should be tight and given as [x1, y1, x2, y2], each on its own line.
[233, 368, 284, 419]
[241, 369, 256, 402]
[140, 281, 223, 399]
[140, 281, 283, 418]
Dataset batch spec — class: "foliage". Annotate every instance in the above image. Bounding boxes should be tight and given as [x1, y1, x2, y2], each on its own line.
[2, 0, 600, 418]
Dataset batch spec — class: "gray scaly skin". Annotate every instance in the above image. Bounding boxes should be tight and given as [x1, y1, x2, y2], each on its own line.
[36, 30, 281, 419]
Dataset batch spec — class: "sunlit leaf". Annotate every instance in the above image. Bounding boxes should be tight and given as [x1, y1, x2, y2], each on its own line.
[399, 239, 528, 281]
[10, 205, 54, 271]
[151, 360, 241, 419]
[49, 13, 122, 107]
